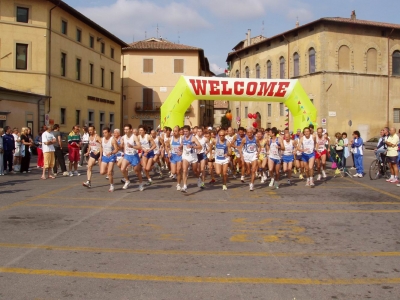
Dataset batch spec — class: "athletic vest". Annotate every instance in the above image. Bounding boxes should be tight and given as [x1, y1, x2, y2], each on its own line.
[269, 138, 281, 159]
[89, 135, 100, 153]
[215, 139, 228, 160]
[182, 135, 195, 154]
[124, 134, 137, 155]
[171, 136, 182, 154]
[302, 136, 314, 154]
[316, 135, 327, 152]
[102, 136, 114, 155]
[283, 139, 294, 156]
[139, 134, 151, 150]
[243, 136, 257, 153]
[196, 135, 207, 154]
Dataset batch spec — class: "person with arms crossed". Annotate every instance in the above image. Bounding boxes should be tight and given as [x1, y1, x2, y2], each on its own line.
[385, 127, 399, 183]
[41, 125, 56, 180]
[68, 125, 81, 176]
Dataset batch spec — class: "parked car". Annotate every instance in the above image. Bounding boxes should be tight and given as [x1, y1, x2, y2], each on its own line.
[364, 136, 380, 150]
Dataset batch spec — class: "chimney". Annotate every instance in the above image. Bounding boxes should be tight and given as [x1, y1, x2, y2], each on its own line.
[247, 29, 251, 46]
[296, 20, 299, 28]
[351, 10, 356, 20]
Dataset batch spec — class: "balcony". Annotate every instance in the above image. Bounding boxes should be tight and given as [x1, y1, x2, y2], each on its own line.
[135, 102, 162, 113]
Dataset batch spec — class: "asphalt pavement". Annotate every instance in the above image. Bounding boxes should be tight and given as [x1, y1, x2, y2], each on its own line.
[0, 150, 399, 300]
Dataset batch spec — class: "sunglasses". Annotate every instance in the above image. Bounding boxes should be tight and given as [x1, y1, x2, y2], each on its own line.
[219, 135, 225, 137]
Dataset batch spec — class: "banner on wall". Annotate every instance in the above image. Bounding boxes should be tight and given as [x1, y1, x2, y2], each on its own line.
[161, 76, 317, 130]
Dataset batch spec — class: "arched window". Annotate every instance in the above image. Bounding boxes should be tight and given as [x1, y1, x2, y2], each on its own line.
[235, 69, 240, 78]
[367, 48, 377, 73]
[255, 64, 260, 78]
[338, 45, 350, 70]
[392, 51, 400, 76]
[267, 60, 272, 79]
[279, 57, 285, 79]
[309, 48, 316, 73]
[245, 66, 250, 78]
[293, 53, 299, 77]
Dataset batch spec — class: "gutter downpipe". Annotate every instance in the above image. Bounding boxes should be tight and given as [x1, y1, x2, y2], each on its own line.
[387, 28, 394, 127]
[235, 52, 242, 127]
[121, 52, 124, 129]
[37, 97, 43, 133]
[47, 1, 61, 114]
[283, 34, 290, 129]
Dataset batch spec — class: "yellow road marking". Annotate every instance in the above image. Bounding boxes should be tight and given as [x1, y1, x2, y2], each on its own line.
[36, 196, 400, 206]
[22, 203, 400, 213]
[2, 242, 400, 258]
[1, 267, 400, 285]
[0, 183, 82, 212]
[345, 178, 400, 201]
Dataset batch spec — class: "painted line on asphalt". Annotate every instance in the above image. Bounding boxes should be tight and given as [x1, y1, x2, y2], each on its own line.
[0, 183, 82, 212]
[345, 178, 400, 201]
[21, 203, 400, 213]
[1, 267, 400, 285]
[37, 196, 400, 206]
[1, 242, 400, 258]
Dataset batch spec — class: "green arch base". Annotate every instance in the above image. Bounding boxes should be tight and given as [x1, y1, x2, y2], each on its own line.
[161, 76, 317, 130]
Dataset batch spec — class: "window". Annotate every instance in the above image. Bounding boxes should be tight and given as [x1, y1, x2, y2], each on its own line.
[110, 72, 114, 90]
[143, 59, 153, 73]
[16, 44, 28, 70]
[88, 110, 94, 127]
[60, 53, 67, 77]
[268, 104, 272, 117]
[338, 45, 350, 71]
[245, 66, 249, 78]
[75, 110, 80, 126]
[267, 60, 272, 79]
[367, 48, 377, 73]
[392, 51, 400, 76]
[236, 107, 239, 119]
[245, 106, 248, 117]
[109, 113, 114, 131]
[61, 20, 67, 35]
[101, 42, 105, 54]
[100, 112, 105, 132]
[279, 103, 284, 116]
[142, 120, 154, 130]
[101, 68, 104, 87]
[255, 64, 260, 78]
[89, 36, 94, 48]
[89, 63, 93, 84]
[76, 28, 82, 42]
[60, 108, 66, 124]
[309, 48, 316, 73]
[293, 53, 299, 77]
[267, 122, 272, 128]
[111, 48, 114, 59]
[394, 109, 400, 123]
[16, 7, 29, 23]
[123, 65, 126, 71]
[76, 58, 81, 80]
[174, 59, 184, 73]
[280, 57, 285, 79]
[143, 88, 153, 110]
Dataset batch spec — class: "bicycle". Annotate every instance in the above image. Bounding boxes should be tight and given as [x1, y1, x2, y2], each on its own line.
[369, 155, 391, 180]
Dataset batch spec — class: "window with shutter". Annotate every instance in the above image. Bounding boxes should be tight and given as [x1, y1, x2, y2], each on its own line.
[143, 59, 153, 73]
[143, 88, 153, 110]
[174, 59, 184, 73]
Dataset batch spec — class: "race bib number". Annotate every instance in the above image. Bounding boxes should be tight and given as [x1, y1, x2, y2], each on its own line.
[172, 147, 180, 154]
[271, 149, 278, 156]
[216, 149, 225, 157]
[125, 147, 135, 155]
[91, 146, 99, 153]
[318, 145, 325, 152]
[304, 147, 313, 154]
[247, 145, 256, 152]
[260, 148, 266, 154]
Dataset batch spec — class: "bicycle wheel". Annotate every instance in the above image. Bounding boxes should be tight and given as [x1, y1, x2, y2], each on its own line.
[369, 159, 380, 180]
[383, 161, 391, 179]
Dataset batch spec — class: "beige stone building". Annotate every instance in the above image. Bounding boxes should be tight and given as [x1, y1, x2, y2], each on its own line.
[226, 12, 400, 139]
[122, 38, 214, 129]
[0, 0, 127, 134]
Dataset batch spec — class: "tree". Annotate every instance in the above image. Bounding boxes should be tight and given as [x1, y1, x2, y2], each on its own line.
[220, 115, 231, 129]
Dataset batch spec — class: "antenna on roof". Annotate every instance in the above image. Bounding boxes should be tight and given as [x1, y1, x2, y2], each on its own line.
[261, 20, 264, 36]
[145, 31, 147, 39]
[178, 31, 180, 44]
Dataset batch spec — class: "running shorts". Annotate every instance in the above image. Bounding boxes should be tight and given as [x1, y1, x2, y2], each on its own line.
[315, 149, 327, 159]
[170, 153, 182, 164]
[215, 158, 230, 165]
[302, 152, 315, 162]
[243, 152, 258, 163]
[282, 155, 294, 163]
[102, 154, 117, 164]
[182, 153, 198, 164]
[124, 154, 140, 167]
[197, 153, 207, 162]
[269, 157, 281, 165]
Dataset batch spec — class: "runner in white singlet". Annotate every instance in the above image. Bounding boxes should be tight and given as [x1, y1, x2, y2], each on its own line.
[196, 127, 211, 189]
[239, 128, 260, 191]
[83, 126, 102, 189]
[267, 127, 284, 189]
[282, 133, 296, 185]
[298, 127, 316, 187]
[138, 125, 156, 186]
[315, 127, 329, 181]
[98, 127, 119, 192]
[150, 130, 163, 179]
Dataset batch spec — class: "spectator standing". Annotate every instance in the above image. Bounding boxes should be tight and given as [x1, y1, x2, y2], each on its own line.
[35, 129, 44, 168]
[385, 127, 399, 183]
[52, 124, 69, 176]
[12, 127, 21, 172]
[342, 132, 349, 167]
[68, 125, 81, 176]
[2, 126, 14, 174]
[0, 128, 4, 175]
[79, 126, 89, 167]
[20, 127, 32, 173]
[375, 129, 387, 162]
[41, 125, 56, 179]
[334, 132, 344, 169]
[351, 131, 364, 177]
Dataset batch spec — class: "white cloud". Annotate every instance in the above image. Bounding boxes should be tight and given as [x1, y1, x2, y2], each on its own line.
[210, 63, 224, 74]
[77, 0, 212, 42]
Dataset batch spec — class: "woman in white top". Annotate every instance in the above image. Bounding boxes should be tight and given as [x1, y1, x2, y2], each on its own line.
[0, 128, 4, 175]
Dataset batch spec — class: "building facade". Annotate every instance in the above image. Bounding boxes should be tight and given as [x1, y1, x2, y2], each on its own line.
[0, 0, 127, 135]
[122, 38, 214, 129]
[226, 13, 400, 139]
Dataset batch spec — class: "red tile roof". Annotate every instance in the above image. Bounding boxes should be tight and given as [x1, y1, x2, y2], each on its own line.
[322, 17, 400, 30]
[124, 38, 201, 51]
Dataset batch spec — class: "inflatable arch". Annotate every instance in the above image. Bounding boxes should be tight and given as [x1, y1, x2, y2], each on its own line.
[161, 76, 317, 130]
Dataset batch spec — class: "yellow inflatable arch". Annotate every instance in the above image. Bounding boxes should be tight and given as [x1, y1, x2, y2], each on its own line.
[161, 76, 317, 130]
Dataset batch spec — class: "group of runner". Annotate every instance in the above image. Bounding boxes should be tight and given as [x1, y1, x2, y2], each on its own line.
[81, 123, 332, 192]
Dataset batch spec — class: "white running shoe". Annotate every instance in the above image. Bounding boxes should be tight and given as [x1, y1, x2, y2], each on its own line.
[176, 184, 181, 191]
[274, 182, 279, 189]
[109, 185, 114, 192]
[139, 184, 144, 191]
[306, 179, 310, 186]
[181, 185, 187, 193]
[69, 171, 73, 177]
[222, 185, 227, 190]
[322, 170, 327, 178]
[269, 178, 275, 187]
[299, 174, 304, 180]
[287, 179, 291, 185]
[310, 179, 315, 187]
[83, 181, 91, 188]
[316, 174, 321, 181]
[73, 171, 80, 176]
[241, 176, 245, 183]
[122, 181, 130, 190]
[261, 177, 265, 184]
[197, 178, 202, 187]
[106, 176, 109, 180]
[249, 183, 254, 191]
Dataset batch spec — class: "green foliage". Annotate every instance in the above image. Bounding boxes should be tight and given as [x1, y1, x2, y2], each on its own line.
[220, 115, 231, 129]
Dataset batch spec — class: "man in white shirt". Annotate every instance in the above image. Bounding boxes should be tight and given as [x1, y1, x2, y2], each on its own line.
[41, 125, 56, 179]
[386, 127, 399, 183]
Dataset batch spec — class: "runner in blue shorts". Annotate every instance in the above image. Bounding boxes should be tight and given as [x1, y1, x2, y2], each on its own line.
[99, 127, 119, 192]
[298, 127, 316, 187]
[282, 133, 295, 185]
[138, 125, 157, 186]
[167, 126, 183, 191]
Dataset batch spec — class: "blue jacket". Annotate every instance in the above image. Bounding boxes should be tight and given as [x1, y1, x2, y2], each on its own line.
[352, 137, 364, 155]
[2, 133, 15, 151]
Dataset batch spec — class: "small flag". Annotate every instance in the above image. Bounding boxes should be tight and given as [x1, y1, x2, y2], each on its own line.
[285, 123, 289, 126]
[285, 118, 289, 122]
[303, 111, 307, 114]
[298, 101, 301, 104]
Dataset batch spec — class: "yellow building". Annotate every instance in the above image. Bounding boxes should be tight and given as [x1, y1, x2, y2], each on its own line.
[227, 12, 400, 139]
[0, 0, 127, 135]
[122, 38, 214, 129]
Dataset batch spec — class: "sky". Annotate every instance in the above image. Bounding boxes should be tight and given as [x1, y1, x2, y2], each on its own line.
[64, 0, 400, 75]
